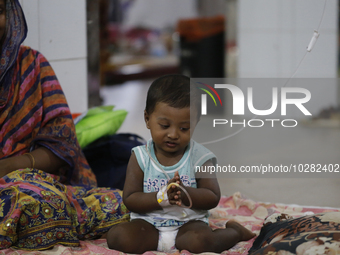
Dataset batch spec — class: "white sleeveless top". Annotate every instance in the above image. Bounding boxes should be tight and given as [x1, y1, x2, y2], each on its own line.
[130, 139, 216, 227]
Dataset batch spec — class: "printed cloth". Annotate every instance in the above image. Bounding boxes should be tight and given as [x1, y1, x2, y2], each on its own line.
[0, 193, 339, 254]
[0, 169, 129, 250]
[249, 212, 340, 254]
[0, 0, 130, 250]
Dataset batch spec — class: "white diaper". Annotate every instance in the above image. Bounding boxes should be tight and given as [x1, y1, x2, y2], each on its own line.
[157, 226, 180, 253]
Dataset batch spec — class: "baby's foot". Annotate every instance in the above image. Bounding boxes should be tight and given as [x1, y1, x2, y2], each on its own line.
[226, 220, 256, 241]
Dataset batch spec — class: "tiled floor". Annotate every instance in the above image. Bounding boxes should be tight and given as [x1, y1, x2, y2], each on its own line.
[101, 79, 340, 208]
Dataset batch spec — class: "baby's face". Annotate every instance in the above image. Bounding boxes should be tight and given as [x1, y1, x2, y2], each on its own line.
[145, 102, 197, 158]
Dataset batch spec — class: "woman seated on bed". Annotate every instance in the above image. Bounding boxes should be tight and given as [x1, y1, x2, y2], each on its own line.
[0, 0, 129, 250]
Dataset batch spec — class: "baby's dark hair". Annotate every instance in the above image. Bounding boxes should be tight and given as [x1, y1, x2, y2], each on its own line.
[145, 74, 200, 119]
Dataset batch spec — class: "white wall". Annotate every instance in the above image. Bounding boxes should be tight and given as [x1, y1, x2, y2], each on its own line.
[237, 0, 338, 117]
[20, 0, 88, 114]
[238, 0, 337, 78]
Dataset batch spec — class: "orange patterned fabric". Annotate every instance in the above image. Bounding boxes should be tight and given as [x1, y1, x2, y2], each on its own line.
[0, 0, 96, 187]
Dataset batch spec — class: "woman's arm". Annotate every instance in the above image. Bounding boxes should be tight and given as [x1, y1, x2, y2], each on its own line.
[123, 152, 163, 213]
[0, 146, 67, 178]
[180, 160, 221, 210]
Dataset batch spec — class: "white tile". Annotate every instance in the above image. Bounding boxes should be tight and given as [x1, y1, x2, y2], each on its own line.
[238, 0, 279, 31]
[294, 32, 337, 78]
[21, 0, 40, 50]
[49, 58, 88, 114]
[295, 0, 322, 31]
[277, 32, 295, 77]
[237, 0, 338, 80]
[319, 0, 338, 31]
[277, 0, 295, 32]
[238, 32, 279, 77]
[39, 0, 87, 61]
[295, 0, 336, 31]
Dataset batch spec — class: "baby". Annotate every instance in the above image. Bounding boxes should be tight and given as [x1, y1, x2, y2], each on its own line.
[107, 74, 255, 253]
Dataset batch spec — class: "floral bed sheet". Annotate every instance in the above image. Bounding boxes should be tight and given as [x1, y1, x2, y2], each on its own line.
[1, 192, 338, 255]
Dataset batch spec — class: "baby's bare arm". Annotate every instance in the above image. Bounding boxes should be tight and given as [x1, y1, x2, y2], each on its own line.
[181, 160, 220, 210]
[123, 153, 162, 213]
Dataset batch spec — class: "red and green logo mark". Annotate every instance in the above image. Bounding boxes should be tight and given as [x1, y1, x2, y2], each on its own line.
[197, 82, 222, 115]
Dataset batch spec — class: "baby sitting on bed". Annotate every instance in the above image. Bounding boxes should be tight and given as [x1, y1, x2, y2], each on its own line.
[106, 74, 255, 253]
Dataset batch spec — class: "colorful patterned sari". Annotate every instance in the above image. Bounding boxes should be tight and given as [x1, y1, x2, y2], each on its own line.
[0, 0, 129, 250]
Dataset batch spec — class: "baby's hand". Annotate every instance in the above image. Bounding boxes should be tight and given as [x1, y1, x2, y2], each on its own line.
[168, 170, 181, 186]
[167, 171, 182, 206]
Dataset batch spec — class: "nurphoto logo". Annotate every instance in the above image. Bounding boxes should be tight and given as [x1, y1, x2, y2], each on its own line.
[198, 83, 312, 128]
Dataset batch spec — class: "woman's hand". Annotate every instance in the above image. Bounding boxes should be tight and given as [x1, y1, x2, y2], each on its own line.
[0, 157, 21, 178]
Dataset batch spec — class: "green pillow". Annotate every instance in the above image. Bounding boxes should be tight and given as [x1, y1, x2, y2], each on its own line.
[83, 105, 116, 117]
[75, 106, 127, 148]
